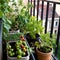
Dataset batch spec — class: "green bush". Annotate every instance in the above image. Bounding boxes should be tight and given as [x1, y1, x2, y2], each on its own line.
[57, 43, 60, 60]
[5, 33, 23, 41]
[25, 16, 44, 38]
[40, 33, 56, 53]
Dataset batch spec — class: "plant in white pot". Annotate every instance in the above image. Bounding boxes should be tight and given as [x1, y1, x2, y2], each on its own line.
[7, 36, 31, 60]
[35, 33, 56, 60]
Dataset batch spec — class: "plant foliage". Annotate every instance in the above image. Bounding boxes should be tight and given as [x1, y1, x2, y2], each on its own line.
[25, 16, 44, 38]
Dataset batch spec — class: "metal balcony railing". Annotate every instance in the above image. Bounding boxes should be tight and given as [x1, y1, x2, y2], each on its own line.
[28, 0, 60, 59]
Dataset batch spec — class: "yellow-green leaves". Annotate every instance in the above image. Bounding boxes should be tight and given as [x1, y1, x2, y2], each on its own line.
[0, 10, 3, 18]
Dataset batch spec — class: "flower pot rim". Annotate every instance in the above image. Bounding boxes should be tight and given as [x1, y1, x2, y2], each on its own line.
[7, 41, 17, 43]
[7, 53, 29, 58]
[36, 48, 53, 55]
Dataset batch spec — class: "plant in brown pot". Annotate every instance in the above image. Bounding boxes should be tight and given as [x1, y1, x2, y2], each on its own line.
[35, 33, 56, 60]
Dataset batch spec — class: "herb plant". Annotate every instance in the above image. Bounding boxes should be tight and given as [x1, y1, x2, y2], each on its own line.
[26, 16, 44, 38]
[35, 33, 56, 53]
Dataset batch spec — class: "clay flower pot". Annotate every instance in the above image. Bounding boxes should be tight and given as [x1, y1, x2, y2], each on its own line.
[36, 48, 53, 60]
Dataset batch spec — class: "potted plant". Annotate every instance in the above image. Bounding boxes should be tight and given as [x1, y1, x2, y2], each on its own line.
[7, 36, 31, 60]
[25, 16, 44, 46]
[15, 9, 30, 33]
[35, 33, 56, 60]
[9, 1, 32, 33]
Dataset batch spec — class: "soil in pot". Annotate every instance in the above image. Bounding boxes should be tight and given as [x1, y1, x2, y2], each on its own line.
[8, 42, 17, 57]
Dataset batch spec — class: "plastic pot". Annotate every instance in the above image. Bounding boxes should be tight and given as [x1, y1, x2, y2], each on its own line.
[7, 54, 30, 60]
[7, 41, 30, 60]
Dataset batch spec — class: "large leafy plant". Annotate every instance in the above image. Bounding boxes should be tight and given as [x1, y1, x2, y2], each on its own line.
[9, 0, 32, 33]
[15, 6, 30, 32]
[0, 0, 12, 39]
[25, 16, 44, 38]
[0, 0, 26, 40]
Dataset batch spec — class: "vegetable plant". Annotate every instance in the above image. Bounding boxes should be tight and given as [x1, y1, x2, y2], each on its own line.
[7, 36, 31, 59]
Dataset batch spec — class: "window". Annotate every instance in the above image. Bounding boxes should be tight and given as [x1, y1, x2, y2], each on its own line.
[54, 30, 57, 34]
[55, 22, 58, 27]
[49, 22, 51, 28]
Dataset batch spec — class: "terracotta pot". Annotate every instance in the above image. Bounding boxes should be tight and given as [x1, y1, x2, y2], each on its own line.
[36, 48, 53, 60]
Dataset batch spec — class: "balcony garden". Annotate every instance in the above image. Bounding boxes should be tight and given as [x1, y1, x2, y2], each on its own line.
[0, 0, 60, 60]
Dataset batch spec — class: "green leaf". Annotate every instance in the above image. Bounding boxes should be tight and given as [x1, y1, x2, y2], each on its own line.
[4, 23, 11, 32]
[0, 10, 3, 18]
[18, 0, 23, 5]
[7, 19, 12, 24]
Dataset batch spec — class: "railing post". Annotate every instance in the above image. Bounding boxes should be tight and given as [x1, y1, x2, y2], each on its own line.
[50, 3, 56, 38]
[0, 18, 2, 60]
[45, 2, 49, 33]
[41, 0, 44, 20]
[33, 0, 35, 16]
[37, 0, 39, 20]
[30, 0, 32, 16]
[55, 16, 60, 56]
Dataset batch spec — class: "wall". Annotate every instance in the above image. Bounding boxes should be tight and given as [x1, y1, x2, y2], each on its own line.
[47, 18, 59, 34]
[48, 0, 60, 16]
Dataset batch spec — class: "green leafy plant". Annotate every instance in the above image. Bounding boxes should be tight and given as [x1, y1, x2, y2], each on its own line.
[35, 33, 56, 53]
[15, 6, 30, 32]
[57, 43, 60, 60]
[25, 16, 44, 38]
[1, 0, 25, 40]
[9, 1, 32, 33]
[0, 0, 13, 40]
[5, 33, 24, 41]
